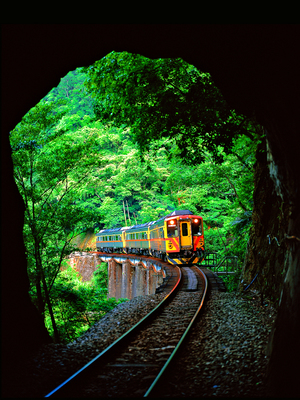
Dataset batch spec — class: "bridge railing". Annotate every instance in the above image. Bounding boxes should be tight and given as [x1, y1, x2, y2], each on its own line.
[202, 252, 238, 275]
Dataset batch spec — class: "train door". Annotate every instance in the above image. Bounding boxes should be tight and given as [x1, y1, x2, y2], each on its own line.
[180, 220, 192, 249]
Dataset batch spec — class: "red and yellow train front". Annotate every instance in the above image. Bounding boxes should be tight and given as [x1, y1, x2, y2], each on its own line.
[165, 214, 205, 265]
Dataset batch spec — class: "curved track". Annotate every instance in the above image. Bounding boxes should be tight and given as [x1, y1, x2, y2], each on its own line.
[45, 265, 208, 398]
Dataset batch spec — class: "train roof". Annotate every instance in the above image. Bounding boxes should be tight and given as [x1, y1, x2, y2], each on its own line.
[165, 209, 194, 217]
[96, 210, 196, 235]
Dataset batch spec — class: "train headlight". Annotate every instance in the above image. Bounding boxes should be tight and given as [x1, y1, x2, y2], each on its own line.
[194, 219, 199, 223]
[169, 219, 175, 225]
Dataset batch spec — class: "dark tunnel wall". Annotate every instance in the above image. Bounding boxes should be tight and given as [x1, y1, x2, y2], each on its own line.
[2, 24, 300, 396]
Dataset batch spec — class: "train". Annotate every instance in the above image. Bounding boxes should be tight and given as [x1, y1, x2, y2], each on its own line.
[96, 209, 205, 266]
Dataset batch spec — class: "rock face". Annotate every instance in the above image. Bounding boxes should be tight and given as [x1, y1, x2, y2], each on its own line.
[241, 135, 300, 397]
[240, 138, 288, 305]
[68, 252, 100, 282]
[2, 25, 300, 397]
[71, 230, 96, 251]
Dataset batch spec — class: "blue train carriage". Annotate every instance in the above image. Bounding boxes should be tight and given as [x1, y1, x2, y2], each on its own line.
[96, 227, 125, 253]
[123, 222, 152, 255]
[163, 210, 205, 265]
[148, 217, 167, 261]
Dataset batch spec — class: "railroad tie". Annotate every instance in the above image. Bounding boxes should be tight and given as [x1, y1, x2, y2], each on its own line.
[183, 267, 198, 291]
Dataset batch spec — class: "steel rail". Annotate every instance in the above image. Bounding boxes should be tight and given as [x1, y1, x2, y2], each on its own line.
[144, 266, 208, 397]
[45, 266, 181, 397]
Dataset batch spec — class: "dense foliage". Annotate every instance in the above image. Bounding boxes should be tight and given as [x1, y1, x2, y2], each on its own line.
[81, 52, 256, 164]
[46, 263, 126, 342]
[10, 52, 262, 341]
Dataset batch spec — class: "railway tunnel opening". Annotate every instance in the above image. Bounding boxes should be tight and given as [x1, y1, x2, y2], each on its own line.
[3, 25, 300, 398]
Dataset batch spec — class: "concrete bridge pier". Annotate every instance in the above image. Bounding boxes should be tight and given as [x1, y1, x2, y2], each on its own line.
[108, 259, 122, 299]
[121, 260, 134, 299]
[132, 265, 146, 298]
[107, 256, 165, 300]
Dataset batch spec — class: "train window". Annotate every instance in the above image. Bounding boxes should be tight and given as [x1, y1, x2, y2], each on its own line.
[160, 228, 164, 238]
[182, 223, 188, 236]
[167, 225, 178, 237]
[192, 219, 202, 236]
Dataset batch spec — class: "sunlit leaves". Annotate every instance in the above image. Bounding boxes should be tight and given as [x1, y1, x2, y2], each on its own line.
[81, 51, 259, 164]
[9, 98, 103, 336]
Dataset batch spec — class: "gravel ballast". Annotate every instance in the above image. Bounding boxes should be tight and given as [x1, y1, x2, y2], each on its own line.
[11, 289, 276, 397]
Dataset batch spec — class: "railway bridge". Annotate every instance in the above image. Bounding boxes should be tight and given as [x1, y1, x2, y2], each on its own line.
[98, 254, 166, 299]
[70, 251, 237, 299]
[100, 252, 235, 299]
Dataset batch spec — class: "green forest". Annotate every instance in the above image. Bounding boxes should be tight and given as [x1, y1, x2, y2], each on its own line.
[9, 51, 262, 343]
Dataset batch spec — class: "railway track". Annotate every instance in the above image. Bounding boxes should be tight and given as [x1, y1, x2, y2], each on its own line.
[45, 265, 208, 398]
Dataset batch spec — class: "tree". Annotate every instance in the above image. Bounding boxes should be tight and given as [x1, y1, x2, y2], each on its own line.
[10, 100, 101, 342]
[81, 51, 257, 164]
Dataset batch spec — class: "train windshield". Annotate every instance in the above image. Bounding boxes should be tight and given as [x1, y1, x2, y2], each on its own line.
[167, 222, 178, 237]
[192, 218, 202, 236]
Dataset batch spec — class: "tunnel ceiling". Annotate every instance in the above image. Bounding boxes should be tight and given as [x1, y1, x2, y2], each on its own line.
[2, 24, 300, 204]
[2, 25, 299, 134]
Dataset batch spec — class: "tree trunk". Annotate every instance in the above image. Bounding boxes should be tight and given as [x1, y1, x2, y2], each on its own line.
[34, 238, 60, 343]
[40, 270, 60, 343]
[35, 273, 45, 316]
